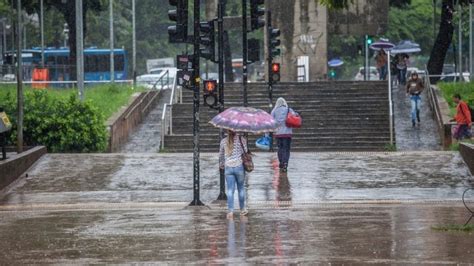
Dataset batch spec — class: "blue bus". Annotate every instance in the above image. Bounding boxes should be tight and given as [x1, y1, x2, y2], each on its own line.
[3, 47, 128, 82]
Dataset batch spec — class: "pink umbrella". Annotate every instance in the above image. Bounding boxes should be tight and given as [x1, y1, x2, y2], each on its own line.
[209, 107, 278, 134]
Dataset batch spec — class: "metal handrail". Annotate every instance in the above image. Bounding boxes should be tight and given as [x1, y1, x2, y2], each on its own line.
[160, 71, 180, 150]
[387, 51, 394, 145]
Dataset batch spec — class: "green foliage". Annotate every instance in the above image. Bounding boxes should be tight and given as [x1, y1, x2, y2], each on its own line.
[384, 143, 397, 151]
[0, 84, 138, 152]
[432, 224, 474, 232]
[438, 82, 474, 112]
[2, 89, 108, 152]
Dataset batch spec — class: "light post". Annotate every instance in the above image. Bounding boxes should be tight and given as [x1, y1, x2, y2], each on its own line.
[40, 0, 44, 66]
[132, 0, 136, 87]
[109, 0, 114, 82]
[76, 0, 84, 101]
[16, 0, 24, 153]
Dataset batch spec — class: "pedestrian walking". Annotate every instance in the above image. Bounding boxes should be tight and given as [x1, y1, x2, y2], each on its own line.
[271, 97, 297, 173]
[397, 53, 409, 85]
[219, 130, 249, 219]
[375, 49, 388, 80]
[450, 94, 472, 141]
[406, 72, 424, 127]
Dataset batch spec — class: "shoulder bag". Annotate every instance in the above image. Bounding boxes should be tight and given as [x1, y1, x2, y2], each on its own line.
[239, 137, 254, 173]
[285, 107, 302, 128]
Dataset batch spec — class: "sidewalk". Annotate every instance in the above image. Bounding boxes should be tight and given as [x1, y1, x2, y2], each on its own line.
[0, 152, 472, 263]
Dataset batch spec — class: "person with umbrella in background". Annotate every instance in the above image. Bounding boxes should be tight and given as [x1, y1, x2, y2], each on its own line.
[211, 107, 278, 219]
[375, 49, 388, 80]
[271, 98, 298, 173]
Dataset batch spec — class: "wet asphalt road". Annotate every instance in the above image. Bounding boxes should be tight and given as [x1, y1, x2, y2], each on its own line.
[393, 84, 441, 151]
[1, 152, 473, 263]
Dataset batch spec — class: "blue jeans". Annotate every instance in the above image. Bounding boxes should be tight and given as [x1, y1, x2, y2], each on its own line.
[410, 95, 421, 122]
[379, 65, 387, 80]
[225, 165, 245, 212]
[398, 68, 407, 84]
[277, 137, 292, 168]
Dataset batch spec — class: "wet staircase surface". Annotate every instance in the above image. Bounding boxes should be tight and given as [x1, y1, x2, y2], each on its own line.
[119, 89, 171, 153]
[393, 84, 441, 151]
[163, 81, 391, 152]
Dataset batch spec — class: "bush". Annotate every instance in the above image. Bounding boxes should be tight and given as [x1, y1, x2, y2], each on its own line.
[2, 89, 108, 152]
[438, 82, 474, 115]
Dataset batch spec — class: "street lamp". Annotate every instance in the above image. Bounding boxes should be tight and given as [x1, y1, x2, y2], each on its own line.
[63, 23, 69, 48]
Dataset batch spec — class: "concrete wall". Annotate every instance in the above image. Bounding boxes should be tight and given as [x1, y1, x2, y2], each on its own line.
[107, 90, 162, 153]
[0, 146, 46, 191]
[460, 143, 474, 175]
[427, 85, 455, 150]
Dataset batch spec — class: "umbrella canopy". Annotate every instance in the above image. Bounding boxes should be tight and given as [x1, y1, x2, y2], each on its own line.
[328, 58, 344, 67]
[391, 40, 421, 54]
[370, 39, 395, 51]
[209, 107, 278, 134]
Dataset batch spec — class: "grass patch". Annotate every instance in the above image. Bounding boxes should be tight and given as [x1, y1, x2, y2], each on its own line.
[432, 224, 474, 232]
[0, 84, 141, 119]
[438, 82, 474, 115]
[384, 143, 397, 151]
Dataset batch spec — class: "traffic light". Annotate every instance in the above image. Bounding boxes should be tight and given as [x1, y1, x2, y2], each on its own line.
[203, 80, 218, 108]
[366, 35, 373, 45]
[250, 0, 265, 31]
[271, 63, 280, 83]
[329, 69, 336, 79]
[199, 20, 216, 61]
[269, 27, 281, 57]
[168, 0, 188, 43]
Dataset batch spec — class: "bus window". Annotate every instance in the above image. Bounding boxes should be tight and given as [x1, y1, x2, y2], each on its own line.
[114, 54, 124, 71]
[98, 55, 110, 72]
[85, 55, 98, 72]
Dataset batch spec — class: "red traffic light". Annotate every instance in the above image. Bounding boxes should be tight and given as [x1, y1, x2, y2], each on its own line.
[271, 63, 280, 73]
[203, 80, 217, 93]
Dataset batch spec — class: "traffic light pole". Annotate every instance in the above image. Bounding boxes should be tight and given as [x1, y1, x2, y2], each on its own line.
[365, 35, 368, 81]
[191, 0, 204, 206]
[266, 11, 274, 152]
[242, 0, 248, 107]
[217, 0, 227, 201]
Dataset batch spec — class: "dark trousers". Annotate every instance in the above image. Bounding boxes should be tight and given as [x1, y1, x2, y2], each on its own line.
[277, 137, 292, 168]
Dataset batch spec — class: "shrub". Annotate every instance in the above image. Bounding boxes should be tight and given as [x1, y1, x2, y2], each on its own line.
[2, 89, 108, 152]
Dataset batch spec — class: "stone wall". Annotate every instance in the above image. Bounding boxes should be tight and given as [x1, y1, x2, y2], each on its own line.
[0, 146, 46, 191]
[107, 90, 162, 153]
[460, 143, 474, 175]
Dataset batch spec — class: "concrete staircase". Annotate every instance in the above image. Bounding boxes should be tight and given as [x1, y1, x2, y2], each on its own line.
[163, 81, 391, 152]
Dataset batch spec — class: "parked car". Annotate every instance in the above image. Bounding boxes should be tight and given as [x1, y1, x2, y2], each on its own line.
[354, 66, 379, 81]
[439, 72, 470, 83]
[136, 72, 175, 90]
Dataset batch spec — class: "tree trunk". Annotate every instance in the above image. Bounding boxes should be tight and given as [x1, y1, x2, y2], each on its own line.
[427, 0, 454, 83]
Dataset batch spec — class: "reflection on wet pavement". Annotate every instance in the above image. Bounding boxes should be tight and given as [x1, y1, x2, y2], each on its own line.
[0, 204, 473, 263]
[393, 84, 441, 151]
[1, 152, 471, 205]
[0, 150, 473, 263]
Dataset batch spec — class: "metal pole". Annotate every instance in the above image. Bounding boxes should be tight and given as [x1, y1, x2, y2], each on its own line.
[388, 50, 394, 146]
[470, 3, 473, 78]
[216, 0, 227, 201]
[132, 0, 136, 88]
[76, 0, 84, 101]
[242, 0, 248, 106]
[190, 0, 203, 206]
[40, 0, 44, 67]
[16, 0, 23, 153]
[2, 21, 6, 60]
[266, 10, 274, 152]
[459, 3, 462, 73]
[365, 35, 368, 81]
[109, 0, 114, 82]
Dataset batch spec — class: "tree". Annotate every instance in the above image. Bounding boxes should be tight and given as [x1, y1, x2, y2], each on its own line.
[12, 0, 106, 79]
[321, 0, 470, 82]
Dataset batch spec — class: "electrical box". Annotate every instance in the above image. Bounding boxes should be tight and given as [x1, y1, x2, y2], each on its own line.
[0, 111, 12, 134]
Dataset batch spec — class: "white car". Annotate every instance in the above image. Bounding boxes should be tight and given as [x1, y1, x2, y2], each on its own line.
[354, 66, 379, 81]
[149, 67, 177, 77]
[136, 73, 175, 90]
[439, 72, 470, 83]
